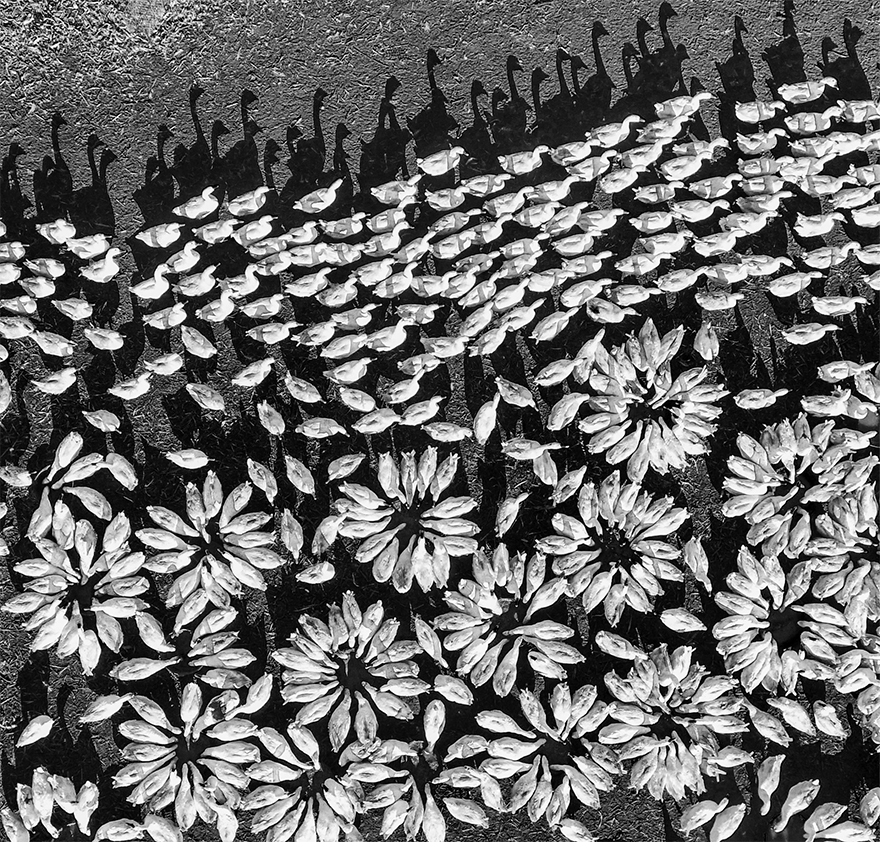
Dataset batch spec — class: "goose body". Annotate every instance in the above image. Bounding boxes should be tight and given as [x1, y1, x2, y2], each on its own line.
[172, 186, 219, 220]
[228, 185, 271, 217]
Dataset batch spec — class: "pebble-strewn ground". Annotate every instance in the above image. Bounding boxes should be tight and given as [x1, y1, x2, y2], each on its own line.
[1, 1, 879, 840]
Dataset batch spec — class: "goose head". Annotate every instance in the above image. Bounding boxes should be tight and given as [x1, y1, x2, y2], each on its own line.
[659, 2, 677, 26]
[213, 120, 231, 139]
[158, 124, 174, 144]
[190, 82, 206, 101]
[507, 55, 524, 74]
[427, 48, 443, 72]
[384, 76, 402, 101]
[472, 79, 489, 100]
[635, 18, 654, 53]
[51, 112, 67, 131]
[264, 138, 282, 166]
[241, 89, 259, 109]
[593, 21, 610, 39]
[315, 87, 330, 106]
[532, 67, 551, 86]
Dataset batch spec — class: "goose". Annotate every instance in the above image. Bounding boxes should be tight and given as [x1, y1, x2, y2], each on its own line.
[766, 271, 821, 297]
[461, 172, 512, 198]
[734, 388, 789, 409]
[830, 184, 880, 210]
[492, 55, 530, 152]
[239, 293, 284, 320]
[565, 150, 617, 181]
[370, 175, 421, 207]
[659, 152, 710, 181]
[33, 367, 77, 395]
[220, 265, 261, 299]
[499, 235, 547, 260]
[736, 190, 793, 213]
[528, 175, 581, 204]
[108, 371, 153, 400]
[228, 185, 271, 217]
[703, 263, 749, 286]
[30, 329, 74, 357]
[578, 207, 626, 234]
[130, 264, 171, 300]
[431, 228, 478, 261]
[293, 178, 343, 214]
[780, 323, 839, 345]
[542, 201, 592, 236]
[51, 297, 93, 321]
[18, 277, 56, 298]
[620, 141, 665, 170]
[37, 218, 76, 245]
[655, 90, 713, 120]
[248, 233, 292, 259]
[738, 157, 781, 178]
[669, 198, 729, 223]
[629, 210, 674, 234]
[639, 229, 692, 255]
[788, 136, 837, 158]
[656, 267, 704, 291]
[195, 289, 235, 322]
[286, 220, 320, 245]
[425, 185, 467, 212]
[633, 181, 681, 204]
[136, 222, 184, 249]
[561, 251, 612, 276]
[777, 77, 838, 104]
[528, 66, 552, 141]
[82, 326, 123, 350]
[498, 145, 549, 176]
[740, 175, 786, 196]
[695, 289, 743, 311]
[417, 145, 464, 177]
[0, 263, 21, 284]
[166, 241, 201, 274]
[25, 257, 65, 279]
[285, 267, 334, 297]
[172, 265, 217, 297]
[66, 233, 110, 260]
[599, 167, 642, 194]
[80, 248, 121, 283]
[589, 115, 642, 149]
[839, 99, 880, 123]
[514, 201, 561, 228]
[719, 210, 778, 236]
[812, 294, 867, 315]
[799, 174, 856, 198]
[257, 249, 296, 274]
[825, 131, 863, 156]
[784, 106, 842, 136]
[854, 244, 880, 265]
[394, 230, 434, 264]
[362, 221, 411, 257]
[172, 186, 219, 220]
[672, 137, 728, 158]
[736, 128, 787, 156]
[194, 217, 239, 244]
[734, 100, 786, 123]
[320, 212, 367, 240]
[636, 114, 690, 144]
[615, 252, 670, 276]
[143, 353, 184, 376]
[232, 214, 275, 247]
[297, 87, 331, 188]
[1, 294, 36, 316]
[801, 241, 858, 269]
[850, 204, 880, 227]
[552, 231, 595, 258]
[693, 231, 747, 258]
[740, 255, 794, 276]
[484, 187, 531, 218]
[550, 139, 596, 167]
[690, 174, 742, 199]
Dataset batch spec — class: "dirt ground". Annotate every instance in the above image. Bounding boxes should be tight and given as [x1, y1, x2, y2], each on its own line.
[1, 0, 879, 839]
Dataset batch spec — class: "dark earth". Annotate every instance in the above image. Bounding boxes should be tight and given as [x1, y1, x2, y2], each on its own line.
[1, 0, 879, 839]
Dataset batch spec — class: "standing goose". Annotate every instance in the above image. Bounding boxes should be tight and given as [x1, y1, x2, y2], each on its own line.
[818, 20, 871, 100]
[762, 0, 806, 88]
[529, 67, 552, 141]
[716, 16, 754, 102]
[134, 124, 175, 224]
[263, 138, 282, 195]
[224, 90, 263, 198]
[541, 49, 575, 131]
[72, 135, 117, 235]
[208, 119, 230, 193]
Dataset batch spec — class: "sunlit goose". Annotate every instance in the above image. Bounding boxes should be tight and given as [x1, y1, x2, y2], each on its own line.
[25, 257, 65, 279]
[166, 241, 201, 274]
[80, 248, 122, 283]
[293, 178, 343, 214]
[812, 294, 867, 315]
[736, 128, 787, 155]
[194, 218, 239, 244]
[766, 271, 821, 297]
[735, 100, 785, 123]
[233, 215, 275, 247]
[37, 219, 76, 245]
[173, 264, 217, 296]
[130, 264, 171, 300]
[550, 140, 597, 166]
[777, 76, 837, 104]
[425, 185, 467, 212]
[321, 212, 367, 240]
[588, 115, 642, 148]
[793, 211, 844, 238]
[196, 289, 236, 322]
[690, 174, 742, 199]
[784, 106, 842, 136]
[620, 142, 664, 170]
[801, 241, 858, 269]
[417, 145, 464, 176]
[655, 90, 714, 119]
[736, 190, 792, 213]
[498, 145, 549, 175]
[136, 222, 184, 249]
[633, 181, 682, 204]
[220, 265, 261, 298]
[144, 353, 184, 375]
[108, 371, 153, 400]
[629, 210, 673, 235]
[173, 186, 219, 220]
[66, 233, 110, 260]
[669, 198, 728, 223]
[371, 176, 421, 207]
[228, 185, 271, 217]
[781, 322, 839, 345]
